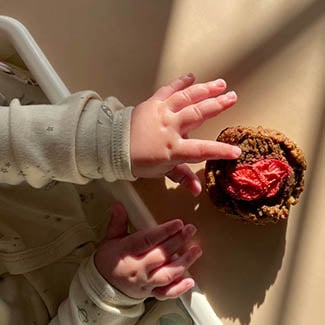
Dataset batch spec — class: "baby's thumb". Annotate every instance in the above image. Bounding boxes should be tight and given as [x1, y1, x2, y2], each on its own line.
[105, 202, 129, 240]
[166, 164, 202, 197]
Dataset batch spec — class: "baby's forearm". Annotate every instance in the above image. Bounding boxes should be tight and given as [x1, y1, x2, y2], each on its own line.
[0, 91, 135, 187]
[50, 254, 144, 325]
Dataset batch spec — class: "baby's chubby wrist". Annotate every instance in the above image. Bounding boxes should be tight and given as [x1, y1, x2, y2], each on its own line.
[80, 253, 145, 306]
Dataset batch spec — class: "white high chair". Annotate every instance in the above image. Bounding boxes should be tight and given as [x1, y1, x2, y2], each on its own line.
[0, 16, 223, 325]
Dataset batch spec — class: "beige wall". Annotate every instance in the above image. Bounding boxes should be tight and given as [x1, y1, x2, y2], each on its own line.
[1, 1, 324, 324]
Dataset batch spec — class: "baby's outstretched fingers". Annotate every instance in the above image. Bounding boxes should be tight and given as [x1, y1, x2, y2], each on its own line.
[149, 245, 202, 289]
[166, 164, 202, 196]
[130, 75, 240, 187]
[174, 139, 242, 163]
[143, 223, 197, 272]
[104, 202, 129, 240]
[152, 277, 196, 300]
[151, 73, 196, 101]
[178, 91, 237, 135]
[166, 79, 227, 112]
[124, 219, 184, 254]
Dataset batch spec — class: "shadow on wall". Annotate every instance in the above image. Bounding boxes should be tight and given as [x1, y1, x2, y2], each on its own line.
[134, 175, 287, 325]
[200, 0, 325, 88]
[79, 0, 176, 104]
[193, 1, 324, 323]
[1, 0, 175, 104]
[274, 88, 325, 325]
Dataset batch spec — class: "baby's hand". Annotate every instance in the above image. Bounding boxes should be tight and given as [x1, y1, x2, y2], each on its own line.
[130, 73, 241, 196]
[94, 202, 202, 300]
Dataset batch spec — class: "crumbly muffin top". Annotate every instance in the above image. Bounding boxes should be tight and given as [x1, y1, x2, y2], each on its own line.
[205, 126, 307, 224]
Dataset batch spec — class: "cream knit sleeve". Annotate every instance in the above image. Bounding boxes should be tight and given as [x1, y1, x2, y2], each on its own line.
[50, 255, 144, 325]
[0, 91, 136, 187]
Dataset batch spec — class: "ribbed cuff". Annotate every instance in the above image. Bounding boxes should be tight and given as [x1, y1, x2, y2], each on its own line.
[111, 106, 137, 181]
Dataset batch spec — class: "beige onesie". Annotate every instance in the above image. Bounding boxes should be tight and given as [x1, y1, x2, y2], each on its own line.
[0, 91, 193, 324]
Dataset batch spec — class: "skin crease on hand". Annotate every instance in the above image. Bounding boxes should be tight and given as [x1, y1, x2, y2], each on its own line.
[94, 202, 202, 300]
[130, 73, 241, 196]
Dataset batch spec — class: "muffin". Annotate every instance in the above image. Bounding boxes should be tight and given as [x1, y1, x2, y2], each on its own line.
[205, 126, 307, 224]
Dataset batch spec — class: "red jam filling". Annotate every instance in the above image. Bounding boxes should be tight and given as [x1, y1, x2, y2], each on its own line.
[222, 158, 292, 201]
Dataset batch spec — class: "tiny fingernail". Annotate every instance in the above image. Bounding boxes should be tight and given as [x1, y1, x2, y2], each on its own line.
[214, 79, 226, 87]
[185, 279, 195, 289]
[167, 219, 183, 233]
[174, 219, 184, 229]
[193, 179, 202, 197]
[191, 246, 202, 256]
[185, 224, 197, 236]
[226, 91, 237, 100]
[232, 146, 242, 157]
[182, 72, 194, 81]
